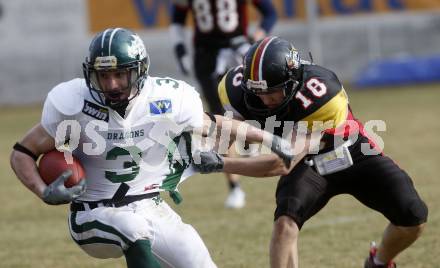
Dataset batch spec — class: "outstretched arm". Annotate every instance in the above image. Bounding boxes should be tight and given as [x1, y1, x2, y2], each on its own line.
[223, 149, 308, 177]
[205, 113, 295, 165]
[195, 115, 314, 177]
[205, 113, 279, 146]
[193, 147, 308, 178]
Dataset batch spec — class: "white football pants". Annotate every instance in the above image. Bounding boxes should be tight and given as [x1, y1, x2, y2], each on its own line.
[68, 198, 216, 268]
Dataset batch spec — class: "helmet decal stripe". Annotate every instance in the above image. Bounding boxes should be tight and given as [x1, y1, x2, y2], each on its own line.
[108, 28, 121, 56]
[258, 37, 276, 81]
[250, 36, 276, 81]
[100, 28, 112, 55]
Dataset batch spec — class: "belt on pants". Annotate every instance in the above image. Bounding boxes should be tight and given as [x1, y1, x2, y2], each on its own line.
[70, 192, 160, 212]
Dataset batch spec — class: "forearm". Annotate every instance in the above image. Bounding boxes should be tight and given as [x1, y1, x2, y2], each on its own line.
[10, 123, 56, 199]
[223, 144, 309, 178]
[10, 151, 46, 199]
[223, 154, 287, 177]
[213, 114, 270, 144]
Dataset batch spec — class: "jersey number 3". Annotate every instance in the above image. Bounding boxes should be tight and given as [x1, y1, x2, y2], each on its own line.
[105, 146, 142, 183]
[295, 78, 327, 108]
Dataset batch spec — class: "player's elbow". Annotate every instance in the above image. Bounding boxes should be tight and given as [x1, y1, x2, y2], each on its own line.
[10, 149, 29, 177]
[10, 148, 34, 174]
[10, 150, 20, 172]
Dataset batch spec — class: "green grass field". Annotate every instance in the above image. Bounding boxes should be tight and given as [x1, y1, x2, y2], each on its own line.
[1, 84, 439, 267]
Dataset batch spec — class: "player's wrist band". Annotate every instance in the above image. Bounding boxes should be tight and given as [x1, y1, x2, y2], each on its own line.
[13, 142, 38, 161]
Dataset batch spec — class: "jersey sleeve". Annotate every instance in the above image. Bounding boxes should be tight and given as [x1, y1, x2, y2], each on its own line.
[218, 72, 231, 108]
[295, 66, 349, 131]
[217, 68, 245, 120]
[177, 84, 204, 129]
[41, 94, 68, 138]
[41, 79, 85, 138]
[300, 88, 348, 131]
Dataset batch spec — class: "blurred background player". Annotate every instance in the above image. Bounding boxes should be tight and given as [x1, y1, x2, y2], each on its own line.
[169, 0, 277, 209]
[218, 36, 428, 268]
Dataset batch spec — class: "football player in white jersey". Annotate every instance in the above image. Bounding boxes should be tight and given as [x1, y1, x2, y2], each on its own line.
[10, 28, 300, 268]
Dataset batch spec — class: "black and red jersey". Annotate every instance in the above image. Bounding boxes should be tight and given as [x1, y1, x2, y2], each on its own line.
[171, 0, 277, 48]
[218, 64, 370, 151]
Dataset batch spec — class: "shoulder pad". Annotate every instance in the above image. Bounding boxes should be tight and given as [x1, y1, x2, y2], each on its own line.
[218, 68, 240, 107]
[218, 66, 246, 119]
[47, 78, 88, 116]
[225, 65, 244, 89]
[146, 76, 200, 114]
[302, 65, 342, 93]
[148, 76, 195, 93]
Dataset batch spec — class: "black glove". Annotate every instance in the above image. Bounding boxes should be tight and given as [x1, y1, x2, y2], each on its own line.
[174, 43, 190, 75]
[193, 150, 224, 174]
[42, 170, 86, 205]
[271, 136, 294, 168]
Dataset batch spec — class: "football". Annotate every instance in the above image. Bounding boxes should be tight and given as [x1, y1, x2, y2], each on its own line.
[38, 150, 85, 187]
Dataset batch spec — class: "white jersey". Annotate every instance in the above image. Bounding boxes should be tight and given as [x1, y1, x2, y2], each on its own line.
[41, 76, 204, 201]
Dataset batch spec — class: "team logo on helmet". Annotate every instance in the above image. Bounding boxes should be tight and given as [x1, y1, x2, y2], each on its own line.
[128, 34, 147, 59]
[286, 47, 300, 70]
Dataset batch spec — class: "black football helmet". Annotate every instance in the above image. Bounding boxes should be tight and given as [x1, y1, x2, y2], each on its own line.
[241, 36, 303, 118]
[83, 28, 150, 108]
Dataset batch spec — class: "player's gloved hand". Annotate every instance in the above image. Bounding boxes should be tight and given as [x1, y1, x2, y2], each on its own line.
[192, 150, 224, 174]
[271, 136, 294, 168]
[42, 170, 86, 205]
[174, 43, 190, 75]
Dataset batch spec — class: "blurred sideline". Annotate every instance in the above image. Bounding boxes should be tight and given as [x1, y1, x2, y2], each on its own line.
[0, 0, 439, 106]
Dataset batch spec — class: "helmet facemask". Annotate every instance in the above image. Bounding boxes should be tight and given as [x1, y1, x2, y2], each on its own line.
[84, 60, 148, 109]
[243, 78, 300, 118]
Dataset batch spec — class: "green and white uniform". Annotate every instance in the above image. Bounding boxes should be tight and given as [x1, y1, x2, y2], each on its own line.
[41, 76, 216, 267]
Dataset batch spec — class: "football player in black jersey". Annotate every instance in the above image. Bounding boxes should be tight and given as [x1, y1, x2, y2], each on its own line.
[217, 36, 428, 268]
[169, 0, 277, 209]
